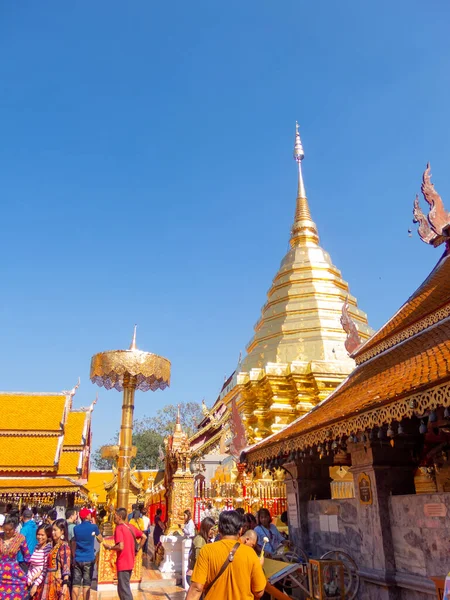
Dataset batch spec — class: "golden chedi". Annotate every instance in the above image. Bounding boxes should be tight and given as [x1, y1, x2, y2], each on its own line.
[238, 124, 373, 443]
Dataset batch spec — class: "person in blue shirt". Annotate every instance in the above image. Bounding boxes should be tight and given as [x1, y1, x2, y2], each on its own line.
[254, 508, 285, 557]
[72, 507, 103, 598]
[18, 509, 37, 571]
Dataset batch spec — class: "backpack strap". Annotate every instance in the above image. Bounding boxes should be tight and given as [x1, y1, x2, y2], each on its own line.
[203, 542, 240, 598]
[123, 523, 139, 552]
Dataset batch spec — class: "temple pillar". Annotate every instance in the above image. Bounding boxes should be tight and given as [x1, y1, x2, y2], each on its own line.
[294, 459, 332, 552]
[349, 439, 415, 599]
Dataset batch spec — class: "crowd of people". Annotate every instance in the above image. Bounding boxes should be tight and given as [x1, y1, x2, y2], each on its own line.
[184, 507, 287, 600]
[0, 502, 286, 600]
[0, 503, 148, 600]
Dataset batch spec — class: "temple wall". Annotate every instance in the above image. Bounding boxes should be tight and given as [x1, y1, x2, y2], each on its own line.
[290, 495, 448, 599]
[389, 493, 450, 594]
[306, 498, 361, 558]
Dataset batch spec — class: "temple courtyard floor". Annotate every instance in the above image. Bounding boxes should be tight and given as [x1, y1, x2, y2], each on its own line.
[98, 588, 186, 600]
[96, 563, 186, 600]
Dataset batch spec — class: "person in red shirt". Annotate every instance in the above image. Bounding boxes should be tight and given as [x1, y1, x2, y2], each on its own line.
[102, 508, 147, 600]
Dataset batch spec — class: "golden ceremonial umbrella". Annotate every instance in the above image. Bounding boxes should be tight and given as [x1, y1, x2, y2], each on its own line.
[90, 327, 170, 508]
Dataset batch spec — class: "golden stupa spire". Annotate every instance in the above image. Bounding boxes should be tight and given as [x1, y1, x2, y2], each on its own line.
[129, 324, 137, 350]
[290, 122, 320, 247]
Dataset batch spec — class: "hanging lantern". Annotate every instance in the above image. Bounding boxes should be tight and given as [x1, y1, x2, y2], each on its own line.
[377, 428, 385, 440]
[387, 424, 395, 438]
[429, 410, 437, 423]
[397, 422, 405, 435]
[444, 407, 450, 419]
[419, 420, 428, 434]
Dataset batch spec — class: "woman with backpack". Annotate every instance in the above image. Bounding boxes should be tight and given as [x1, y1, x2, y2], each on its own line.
[186, 517, 216, 585]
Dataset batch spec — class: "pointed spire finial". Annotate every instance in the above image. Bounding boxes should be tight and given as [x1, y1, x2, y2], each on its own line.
[290, 122, 319, 247]
[293, 121, 306, 198]
[129, 324, 137, 350]
[175, 404, 182, 432]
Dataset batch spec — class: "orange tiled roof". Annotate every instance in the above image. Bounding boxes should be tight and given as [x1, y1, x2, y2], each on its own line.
[63, 411, 86, 446]
[58, 450, 81, 476]
[246, 316, 450, 460]
[0, 393, 67, 433]
[0, 436, 60, 470]
[0, 478, 85, 492]
[355, 250, 450, 361]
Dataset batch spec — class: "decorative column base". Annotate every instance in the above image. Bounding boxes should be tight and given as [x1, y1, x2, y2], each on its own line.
[182, 538, 192, 590]
[159, 535, 183, 578]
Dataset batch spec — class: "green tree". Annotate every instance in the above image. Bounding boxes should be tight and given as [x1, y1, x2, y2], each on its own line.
[132, 430, 164, 469]
[136, 402, 203, 438]
[91, 446, 114, 470]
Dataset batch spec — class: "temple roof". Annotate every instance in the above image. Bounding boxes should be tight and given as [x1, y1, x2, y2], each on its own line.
[64, 411, 88, 446]
[354, 250, 450, 364]
[0, 389, 93, 481]
[0, 393, 69, 433]
[0, 478, 88, 496]
[240, 125, 372, 374]
[245, 247, 450, 463]
[58, 451, 81, 476]
[0, 436, 61, 471]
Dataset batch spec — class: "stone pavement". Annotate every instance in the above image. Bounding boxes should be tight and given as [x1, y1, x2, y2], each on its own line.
[98, 587, 186, 600]
[96, 561, 186, 600]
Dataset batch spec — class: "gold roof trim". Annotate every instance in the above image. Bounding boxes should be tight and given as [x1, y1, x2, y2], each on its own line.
[191, 427, 228, 457]
[0, 477, 87, 493]
[246, 379, 450, 464]
[188, 408, 230, 444]
[355, 302, 450, 365]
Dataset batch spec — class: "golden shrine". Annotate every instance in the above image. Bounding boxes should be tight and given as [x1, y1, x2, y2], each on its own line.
[188, 124, 373, 515]
[86, 468, 158, 507]
[163, 409, 194, 534]
[0, 385, 94, 505]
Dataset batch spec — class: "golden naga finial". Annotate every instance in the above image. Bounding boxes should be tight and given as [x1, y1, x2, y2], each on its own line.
[340, 298, 362, 355]
[413, 164, 450, 247]
[129, 324, 137, 350]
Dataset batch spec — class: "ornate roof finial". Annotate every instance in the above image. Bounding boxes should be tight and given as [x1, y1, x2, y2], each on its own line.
[293, 121, 306, 198]
[175, 404, 182, 432]
[340, 298, 362, 355]
[129, 324, 137, 350]
[290, 122, 319, 247]
[412, 164, 450, 247]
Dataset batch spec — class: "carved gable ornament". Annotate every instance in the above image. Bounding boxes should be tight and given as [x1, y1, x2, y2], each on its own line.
[413, 164, 450, 247]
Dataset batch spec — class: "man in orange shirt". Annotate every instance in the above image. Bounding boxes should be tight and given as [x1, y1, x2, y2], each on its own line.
[186, 510, 266, 600]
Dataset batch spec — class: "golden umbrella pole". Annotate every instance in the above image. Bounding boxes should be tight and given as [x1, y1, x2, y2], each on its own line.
[90, 327, 170, 510]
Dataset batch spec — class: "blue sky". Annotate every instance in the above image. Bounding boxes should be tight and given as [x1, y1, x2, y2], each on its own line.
[1, 1, 450, 447]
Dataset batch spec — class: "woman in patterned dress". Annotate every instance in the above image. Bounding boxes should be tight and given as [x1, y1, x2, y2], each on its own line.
[40, 520, 71, 600]
[0, 516, 31, 600]
[27, 525, 52, 599]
